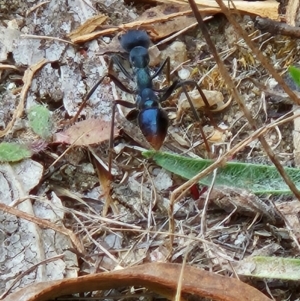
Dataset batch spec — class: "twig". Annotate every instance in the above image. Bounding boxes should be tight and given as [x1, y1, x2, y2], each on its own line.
[255, 16, 300, 39]
[21, 34, 76, 46]
[200, 165, 218, 237]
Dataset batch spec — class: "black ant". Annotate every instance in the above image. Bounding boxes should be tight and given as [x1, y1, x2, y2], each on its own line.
[72, 30, 216, 174]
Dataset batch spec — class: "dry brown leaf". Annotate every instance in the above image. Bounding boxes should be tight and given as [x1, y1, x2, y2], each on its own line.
[70, 1, 278, 44]
[69, 9, 194, 43]
[157, 0, 279, 19]
[207, 129, 224, 142]
[54, 119, 118, 146]
[4, 262, 272, 301]
[68, 15, 108, 40]
[138, 4, 197, 39]
[178, 89, 224, 111]
[276, 200, 300, 240]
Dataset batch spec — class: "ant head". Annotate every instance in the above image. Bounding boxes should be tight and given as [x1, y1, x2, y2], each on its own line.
[120, 30, 150, 52]
[129, 46, 150, 69]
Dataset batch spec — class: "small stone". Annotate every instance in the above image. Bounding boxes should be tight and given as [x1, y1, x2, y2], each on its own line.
[160, 41, 187, 68]
[178, 68, 191, 80]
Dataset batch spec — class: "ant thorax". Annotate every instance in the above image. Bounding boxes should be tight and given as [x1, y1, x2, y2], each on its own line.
[134, 68, 153, 91]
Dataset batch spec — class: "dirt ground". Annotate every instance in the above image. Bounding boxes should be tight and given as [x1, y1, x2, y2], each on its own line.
[1, 0, 300, 300]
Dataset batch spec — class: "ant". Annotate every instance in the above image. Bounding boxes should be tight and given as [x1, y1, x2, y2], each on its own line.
[72, 30, 216, 174]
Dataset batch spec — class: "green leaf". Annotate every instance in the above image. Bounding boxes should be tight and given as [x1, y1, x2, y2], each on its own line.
[143, 151, 300, 194]
[288, 65, 300, 87]
[28, 105, 52, 140]
[0, 142, 31, 162]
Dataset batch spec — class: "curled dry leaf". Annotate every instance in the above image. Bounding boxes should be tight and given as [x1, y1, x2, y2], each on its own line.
[54, 119, 118, 146]
[4, 262, 272, 301]
[178, 89, 224, 114]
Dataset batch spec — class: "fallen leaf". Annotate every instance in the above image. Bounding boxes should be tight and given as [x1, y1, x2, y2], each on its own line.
[70, 1, 279, 44]
[0, 142, 31, 162]
[4, 262, 272, 301]
[68, 15, 108, 40]
[28, 105, 52, 140]
[178, 89, 224, 112]
[54, 119, 118, 146]
[234, 256, 300, 280]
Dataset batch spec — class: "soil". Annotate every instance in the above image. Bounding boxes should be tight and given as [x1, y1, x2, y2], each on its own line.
[1, 0, 300, 300]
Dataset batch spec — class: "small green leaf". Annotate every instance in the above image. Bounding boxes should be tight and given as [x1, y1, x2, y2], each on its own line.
[143, 151, 300, 195]
[288, 65, 300, 87]
[28, 105, 52, 140]
[0, 142, 31, 162]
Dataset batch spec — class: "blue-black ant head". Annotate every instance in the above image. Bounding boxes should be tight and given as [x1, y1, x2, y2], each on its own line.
[137, 88, 168, 150]
[129, 46, 150, 69]
[119, 30, 150, 52]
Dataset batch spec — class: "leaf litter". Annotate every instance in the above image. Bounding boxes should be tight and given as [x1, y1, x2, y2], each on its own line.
[1, 0, 300, 300]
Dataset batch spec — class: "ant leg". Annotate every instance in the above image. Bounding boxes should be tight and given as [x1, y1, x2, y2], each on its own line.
[159, 80, 180, 102]
[180, 84, 211, 154]
[111, 55, 134, 81]
[160, 79, 213, 154]
[108, 99, 136, 176]
[154, 79, 211, 154]
[108, 73, 134, 94]
[151, 57, 170, 84]
[176, 80, 220, 130]
[67, 73, 135, 125]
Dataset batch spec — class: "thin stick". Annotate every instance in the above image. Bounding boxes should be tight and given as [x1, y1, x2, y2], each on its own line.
[21, 34, 75, 46]
[200, 164, 218, 237]
[181, 84, 211, 155]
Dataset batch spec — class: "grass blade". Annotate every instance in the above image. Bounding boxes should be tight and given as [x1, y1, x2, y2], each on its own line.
[143, 151, 300, 194]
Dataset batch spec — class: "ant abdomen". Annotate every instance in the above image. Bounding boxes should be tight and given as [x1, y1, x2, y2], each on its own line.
[138, 108, 168, 150]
